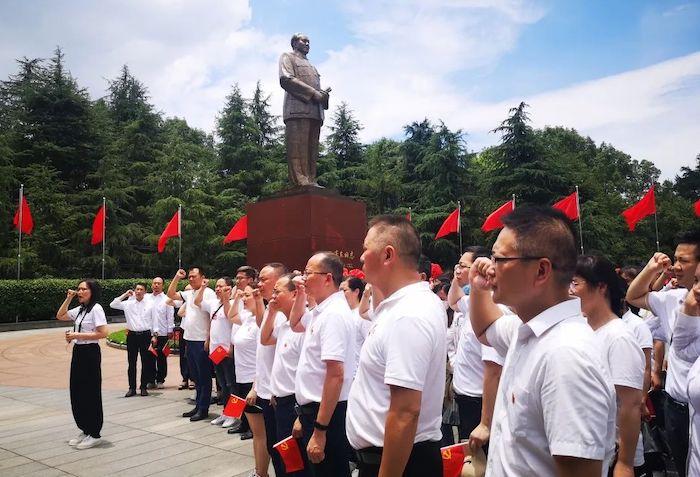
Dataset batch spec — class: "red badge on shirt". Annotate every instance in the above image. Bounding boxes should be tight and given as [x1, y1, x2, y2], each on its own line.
[209, 345, 228, 365]
[223, 394, 246, 418]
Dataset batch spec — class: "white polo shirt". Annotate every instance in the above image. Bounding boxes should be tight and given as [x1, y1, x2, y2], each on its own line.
[202, 298, 232, 352]
[180, 287, 216, 341]
[484, 298, 616, 477]
[109, 296, 153, 332]
[68, 304, 107, 344]
[621, 310, 654, 350]
[147, 292, 174, 336]
[233, 310, 258, 383]
[255, 308, 287, 400]
[271, 318, 306, 398]
[346, 281, 447, 449]
[648, 288, 689, 402]
[295, 291, 356, 406]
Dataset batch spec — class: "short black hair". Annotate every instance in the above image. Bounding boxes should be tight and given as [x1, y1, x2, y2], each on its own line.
[79, 279, 101, 312]
[315, 252, 345, 287]
[501, 206, 577, 286]
[675, 230, 700, 260]
[236, 266, 258, 280]
[221, 276, 234, 287]
[368, 215, 422, 269]
[575, 255, 626, 317]
[344, 277, 366, 299]
[262, 262, 288, 277]
[418, 255, 432, 279]
[188, 267, 204, 277]
[281, 273, 299, 292]
[464, 245, 490, 260]
[619, 265, 642, 280]
[135, 282, 147, 290]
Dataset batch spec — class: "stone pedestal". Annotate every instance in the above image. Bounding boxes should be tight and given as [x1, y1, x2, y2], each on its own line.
[246, 187, 367, 272]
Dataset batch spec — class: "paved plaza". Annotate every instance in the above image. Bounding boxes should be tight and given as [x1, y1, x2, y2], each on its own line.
[0, 325, 262, 476]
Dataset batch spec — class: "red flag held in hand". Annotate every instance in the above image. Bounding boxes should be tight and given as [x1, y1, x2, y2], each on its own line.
[223, 394, 247, 418]
[553, 191, 579, 221]
[622, 186, 656, 231]
[13, 196, 34, 235]
[441, 443, 466, 477]
[158, 209, 180, 253]
[148, 344, 157, 357]
[209, 345, 228, 365]
[482, 199, 514, 232]
[223, 215, 248, 243]
[162, 343, 171, 357]
[273, 436, 305, 473]
[435, 208, 459, 239]
[91, 205, 106, 245]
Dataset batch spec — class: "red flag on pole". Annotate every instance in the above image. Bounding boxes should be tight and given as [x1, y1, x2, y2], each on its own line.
[553, 191, 579, 221]
[91, 205, 106, 245]
[622, 186, 656, 231]
[694, 199, 700, 217]
[273, 436, 305, 473]
[441, 443, 466, 477]
[223, 215, 248, 243]
[13, 196, 34, 235]
[481, 199, 514, 232]
[435, 208, 459, 239]
[406, 208, 412, 222]
[223, 394, 247, 418]
[158, 209, 181, 253]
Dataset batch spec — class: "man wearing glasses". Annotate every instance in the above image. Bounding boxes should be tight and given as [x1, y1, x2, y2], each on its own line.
[467, 206, 616, 477]
[292, 252, 356, 476]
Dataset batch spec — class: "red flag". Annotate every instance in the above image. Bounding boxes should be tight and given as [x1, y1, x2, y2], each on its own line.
[435, 208, 459, 239]
[406, 209, 412, 222]
[148, 344, 158, 357]
[622, 186, 656, 231]
[162, 343, 171, 357]
[91, 205, 106, 245]
[13, 196, 34, 235]
[553, 191, 579, 221]
[158, 209, 180, 253]
[223, 215, 248, 243]
[441, 443, 466, 477]
[694, 199, 700, 217]
[431, 263, 443, 280]
[273, 436, 305, 473]
[223, 394, 247, 418]
[481, 199, 514, 232]
[209, 345, 228, 365]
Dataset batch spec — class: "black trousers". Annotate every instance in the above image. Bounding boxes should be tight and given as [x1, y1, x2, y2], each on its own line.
[299, 401, 352, 477]
[664, 392, 689, 477]
[259, 397, 285, 477]
[214, 357, 236, 408]
[455, 393, 483, 441]
[186, 340, 211, 412]
[177, 332, 190, 382]
[70, 344, 103, 438]
[153, 335, 169, 383]
[126, 331, 154, 390]
[275, 395, 311, 477]
[355, 440, 443, 477]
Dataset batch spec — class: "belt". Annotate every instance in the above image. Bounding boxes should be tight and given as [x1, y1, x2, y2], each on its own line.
[355, 440, 439, 466]
[296, 402, 320, 416]
[128, 330, 151, 335]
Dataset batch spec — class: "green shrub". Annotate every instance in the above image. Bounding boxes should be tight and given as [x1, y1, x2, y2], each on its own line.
[107, 328, 180, 351]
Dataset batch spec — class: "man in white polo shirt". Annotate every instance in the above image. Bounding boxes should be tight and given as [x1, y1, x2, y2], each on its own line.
[467, 206, 616, 477]
[167, 266, 216, 422]
[294, 252, 355, 477]
[346, 215, 446, 477]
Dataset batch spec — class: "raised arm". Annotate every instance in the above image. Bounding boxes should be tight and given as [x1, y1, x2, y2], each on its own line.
[260, 302, 279, 346]
[56, 289, 77, 321]
[227, 290, 243, 325]
[167, 269, 187, 300]
[358, 284, 373, 321]
[289, 281, 308, 332]
[468, 257, 505, 344]
[110, 289, 133, 310]
[626, 253, 672, 310]
[193, 278, 209, 307]
[253, 288, 265, 327]
[448, 272, 466, 308]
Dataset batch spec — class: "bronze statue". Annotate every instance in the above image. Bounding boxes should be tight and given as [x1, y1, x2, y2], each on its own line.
[279, 33, 330, 187]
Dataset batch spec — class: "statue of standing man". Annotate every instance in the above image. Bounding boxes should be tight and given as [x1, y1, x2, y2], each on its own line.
[279, 33, 330, 187]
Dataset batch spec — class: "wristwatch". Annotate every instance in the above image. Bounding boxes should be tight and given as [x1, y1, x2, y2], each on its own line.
[313, 420, 329, 431]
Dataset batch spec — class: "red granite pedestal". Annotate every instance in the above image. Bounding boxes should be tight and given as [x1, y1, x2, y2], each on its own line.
[246, 187, 367, 271]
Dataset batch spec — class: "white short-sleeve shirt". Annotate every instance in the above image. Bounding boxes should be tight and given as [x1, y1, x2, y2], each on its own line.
[622, 310, 654, 350]
[294, 291, 356, 406]
[595, 318, 645, 390]
[453, 311, 504, 397]
[271, 318, 305, 398]
[255, 309, 286, 400]
[109, 296, 153, 332]
[180, 287, 216, 341]
[346, 281, 447, 449]
[147, 292, 174, 335]
[202, 298, 232, 352]
[232, 310, 258, 383]
[68, 304, 108, 344]
[484, 298, 616, 477]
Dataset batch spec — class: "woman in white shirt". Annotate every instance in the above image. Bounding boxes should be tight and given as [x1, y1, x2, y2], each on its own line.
[570, 255, 645, 477]
[56, 280, 108, 450]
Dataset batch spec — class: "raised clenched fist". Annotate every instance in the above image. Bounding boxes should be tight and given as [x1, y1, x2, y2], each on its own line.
[175, 269, 187, 279]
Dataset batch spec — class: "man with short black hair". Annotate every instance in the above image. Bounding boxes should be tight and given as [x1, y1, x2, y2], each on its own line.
[147, 277, 173, 389]
[347, 215, 447, 477]
[467, 206, 616, 476]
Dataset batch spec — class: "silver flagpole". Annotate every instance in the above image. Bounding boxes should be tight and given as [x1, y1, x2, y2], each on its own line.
[17, 184, 23, 280]
[457, 201, 462, 255]
[576, 186, 584, 255]
[178, 204, 182, 270]
[512, 194, 516, 209]
[101, 197, 106, 280]
[654, 212, 661, 252]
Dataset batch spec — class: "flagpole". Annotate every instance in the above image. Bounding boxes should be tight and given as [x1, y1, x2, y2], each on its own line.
[17, 184, 23, 280]
[653, 211, 660, 252]
[575, 186, 584, 255]
[457, 201, 462, 255]
[512, 194, 516, 209]
[101, 197, 106, 280]
[178, 204, 182, 270]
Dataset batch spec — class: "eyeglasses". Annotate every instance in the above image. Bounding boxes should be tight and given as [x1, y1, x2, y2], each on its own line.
[302, 270, 330, 278]
[490, 255, 548, 264]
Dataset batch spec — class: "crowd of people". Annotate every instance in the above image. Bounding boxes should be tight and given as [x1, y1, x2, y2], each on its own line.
[57, 208, 700, 477]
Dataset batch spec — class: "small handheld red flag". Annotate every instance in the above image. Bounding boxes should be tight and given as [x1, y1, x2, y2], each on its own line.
[162, 343, 171, 357]
[441, 443, 466, 477]
[553, 191, 579, 221]
[91, 205, 106, 245]
[273, 436, 305, 473]
[223, 394, 247, 418]
[482, 199, 514, 232]
[148, 344, 158, 357]
[435, 208, 459, 239]
[694, 199, 700, 217]
[13, 196, 34, 235]
[223, 215, 248, 244]
[622, 186, 656, 231]
[209, 345, 228, 365]
[158, 209, 180, 253]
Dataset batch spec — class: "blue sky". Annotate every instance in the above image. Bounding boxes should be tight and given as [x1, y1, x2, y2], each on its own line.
[1, 0, 699, 178]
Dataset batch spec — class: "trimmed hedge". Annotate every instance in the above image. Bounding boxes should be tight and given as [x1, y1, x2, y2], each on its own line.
[0, 278, 193, 323]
